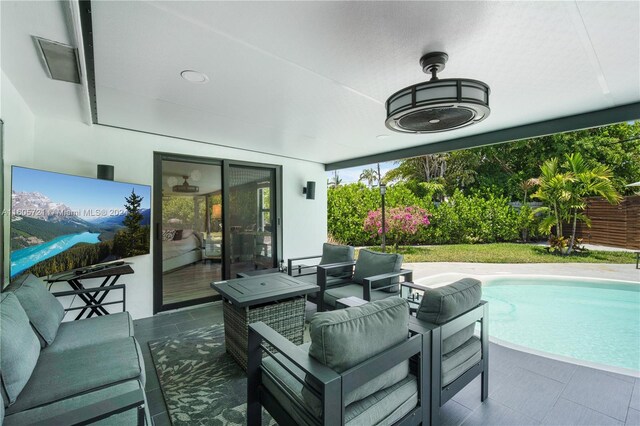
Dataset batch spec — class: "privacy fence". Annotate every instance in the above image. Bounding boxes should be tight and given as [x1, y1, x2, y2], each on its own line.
[573, 196, 640, 250]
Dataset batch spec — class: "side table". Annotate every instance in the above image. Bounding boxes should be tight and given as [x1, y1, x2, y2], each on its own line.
[211, 273, 319, 370]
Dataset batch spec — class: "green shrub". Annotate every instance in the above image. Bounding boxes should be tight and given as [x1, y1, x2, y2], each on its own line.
[328, 184, 537, 245]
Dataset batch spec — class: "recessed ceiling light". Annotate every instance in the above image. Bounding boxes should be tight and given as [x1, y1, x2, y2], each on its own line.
[180, 70, 209, 84]
[376, 135, 390, 139]
[429, 119, 441, 124]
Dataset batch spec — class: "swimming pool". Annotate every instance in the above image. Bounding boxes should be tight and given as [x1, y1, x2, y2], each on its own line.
[481, 276, 640, 372]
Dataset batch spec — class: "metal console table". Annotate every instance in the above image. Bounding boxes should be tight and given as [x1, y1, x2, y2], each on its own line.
[45, 263, 134, 320]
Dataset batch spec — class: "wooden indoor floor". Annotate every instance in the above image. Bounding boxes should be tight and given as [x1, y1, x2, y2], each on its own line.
[162, 261, 221, 305]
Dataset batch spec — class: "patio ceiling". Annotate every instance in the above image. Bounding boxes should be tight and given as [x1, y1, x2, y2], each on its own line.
[2, 1, 639, 167]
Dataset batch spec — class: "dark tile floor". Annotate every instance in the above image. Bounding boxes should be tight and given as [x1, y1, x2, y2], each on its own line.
[135, 303, 640, 426]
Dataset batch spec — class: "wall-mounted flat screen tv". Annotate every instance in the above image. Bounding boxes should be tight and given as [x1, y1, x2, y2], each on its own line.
[10, 166, 151, 278]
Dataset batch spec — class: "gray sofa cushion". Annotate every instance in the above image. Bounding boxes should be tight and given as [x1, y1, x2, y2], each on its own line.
[320, 243, 355, 278]
[352, 249, 403, 293]
[3, 379, 151, 426]
[305, 297, 410, 410]
[8, 274, 65, 347]
[323, 283, 394, 308]
[43, 312, 134, 354]
[6, 337, 145, 414]
[262, 347, 417, 425]
[0, 293, 41, 406]
[416, 278, 482, 354]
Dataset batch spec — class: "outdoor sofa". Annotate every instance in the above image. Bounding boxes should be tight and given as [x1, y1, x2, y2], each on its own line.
[0, 274, 149, 425]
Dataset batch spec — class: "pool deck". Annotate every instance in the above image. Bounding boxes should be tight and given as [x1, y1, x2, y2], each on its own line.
[406, 262, 639, 283]
[405, 261, 639, 425]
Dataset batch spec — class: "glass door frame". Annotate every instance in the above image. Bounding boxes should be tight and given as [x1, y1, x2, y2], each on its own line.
[153, 153, 283, 314]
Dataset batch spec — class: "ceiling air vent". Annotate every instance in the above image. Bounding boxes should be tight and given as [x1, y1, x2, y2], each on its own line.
[33, 36, 81, 84]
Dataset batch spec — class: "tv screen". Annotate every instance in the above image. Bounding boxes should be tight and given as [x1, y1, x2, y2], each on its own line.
[10, 166, 151, 278]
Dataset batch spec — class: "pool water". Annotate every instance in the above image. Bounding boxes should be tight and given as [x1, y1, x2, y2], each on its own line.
[482, 276, 640, 371]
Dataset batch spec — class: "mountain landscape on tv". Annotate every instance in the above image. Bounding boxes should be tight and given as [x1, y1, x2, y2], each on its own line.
[10, 167, 151, 278]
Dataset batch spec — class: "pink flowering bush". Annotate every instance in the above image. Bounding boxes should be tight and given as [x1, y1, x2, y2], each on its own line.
[363, 206, 431, 250]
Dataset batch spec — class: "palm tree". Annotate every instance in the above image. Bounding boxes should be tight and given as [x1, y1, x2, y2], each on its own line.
[531, 158, 573, 240]
[358, 168, 378, 188]
[328, 171, 342, 188]
[564, 153, 620, 253]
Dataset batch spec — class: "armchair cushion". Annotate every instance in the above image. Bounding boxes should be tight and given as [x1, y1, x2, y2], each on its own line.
[7, 274, 65, 347]
[353, 249, 403, 293]
[442, 336, 482, 387]
[306, 297, 410, 409]
[320, 243, 355, 278]
[416, 278, 482, 354]
[0, 293, 41, 406]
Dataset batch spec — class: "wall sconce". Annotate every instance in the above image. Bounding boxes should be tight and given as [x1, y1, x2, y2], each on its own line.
[97, 164, 114, 181]
[303, 181, 316, 200]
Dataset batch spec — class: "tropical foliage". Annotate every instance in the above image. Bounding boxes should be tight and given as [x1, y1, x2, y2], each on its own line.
[531, 153, 620, 254]
[383, 122, 639, 199]
[363, 206, 431, 250]
[327, 184, 533, 246]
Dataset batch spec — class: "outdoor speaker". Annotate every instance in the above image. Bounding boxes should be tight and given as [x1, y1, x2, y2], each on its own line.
[97, 164, 114, 181]
[303, 181, 316, 200]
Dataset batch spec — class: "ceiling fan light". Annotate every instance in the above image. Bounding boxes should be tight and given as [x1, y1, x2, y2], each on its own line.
[385, 52, 490, 133]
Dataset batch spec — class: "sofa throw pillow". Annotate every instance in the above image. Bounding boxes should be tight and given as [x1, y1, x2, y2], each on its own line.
[0, 293, 41, 405]
[352, 249, 403, 293]
[303, 297, 410, 415]
[319, 243, 354, 278]
[8, 274, 65, 347]
[161, 229, 176, 241]
[416, 278, 482, 354]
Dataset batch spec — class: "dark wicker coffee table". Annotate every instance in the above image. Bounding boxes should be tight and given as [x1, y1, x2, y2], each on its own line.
[211, 273, 319, 370]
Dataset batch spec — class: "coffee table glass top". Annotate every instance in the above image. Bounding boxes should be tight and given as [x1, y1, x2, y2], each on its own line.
[211, 273, 319, 307]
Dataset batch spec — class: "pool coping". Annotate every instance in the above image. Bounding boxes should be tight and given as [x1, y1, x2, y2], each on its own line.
[413, 272, 640, 379]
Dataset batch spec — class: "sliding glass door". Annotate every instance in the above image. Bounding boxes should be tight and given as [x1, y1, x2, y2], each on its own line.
[154, 154, 282, 313]
[225, 163, 278, 278]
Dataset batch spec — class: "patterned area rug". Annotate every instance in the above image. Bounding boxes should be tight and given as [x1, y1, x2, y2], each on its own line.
[148, 324, 274, 425]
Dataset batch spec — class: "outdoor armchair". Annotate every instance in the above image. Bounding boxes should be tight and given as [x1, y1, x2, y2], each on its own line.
[246, 298, 428, 425]
[403, 278, 489, 426]
[317, 249, 412, 311]
[288, 243, 355, 307]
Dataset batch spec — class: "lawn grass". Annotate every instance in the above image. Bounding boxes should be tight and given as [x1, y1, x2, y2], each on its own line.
[366, 243, 636, 264]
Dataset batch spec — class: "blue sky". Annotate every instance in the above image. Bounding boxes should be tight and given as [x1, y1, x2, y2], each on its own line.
[12, 167, 151, 216]
[326, 161, 396, 185]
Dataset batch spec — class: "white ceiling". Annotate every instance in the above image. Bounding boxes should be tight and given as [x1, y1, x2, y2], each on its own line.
[2, 1, 639, 166]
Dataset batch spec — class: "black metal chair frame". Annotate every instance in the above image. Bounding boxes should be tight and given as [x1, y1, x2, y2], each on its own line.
[247, 321, 429, 426]
[316, 261, 413, 311]
[29, 388, 146, 426]
[287, 254, 323, 278]
[403, 282, 489, 426]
